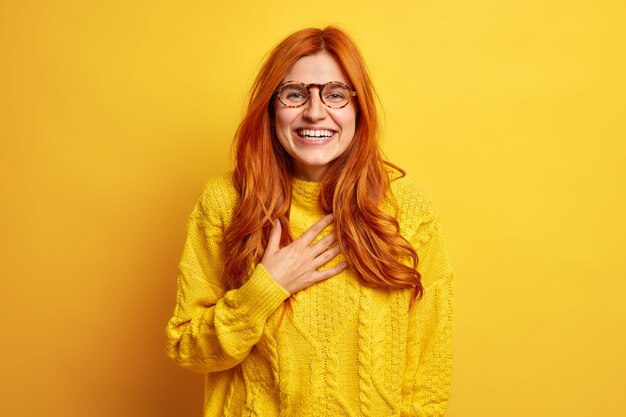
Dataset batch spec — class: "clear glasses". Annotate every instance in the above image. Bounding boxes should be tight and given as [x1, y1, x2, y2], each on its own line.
[275, 80, 357, 109]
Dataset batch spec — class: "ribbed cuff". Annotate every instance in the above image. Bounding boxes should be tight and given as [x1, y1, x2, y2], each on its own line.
[233, 264, 291, 323]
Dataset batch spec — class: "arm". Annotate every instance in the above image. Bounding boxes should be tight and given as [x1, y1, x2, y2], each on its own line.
[401, 215, 454, 417]
[165, 180, 291, 373]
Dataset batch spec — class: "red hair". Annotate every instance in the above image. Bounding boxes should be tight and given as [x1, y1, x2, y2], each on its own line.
[223, 26, 423, 301]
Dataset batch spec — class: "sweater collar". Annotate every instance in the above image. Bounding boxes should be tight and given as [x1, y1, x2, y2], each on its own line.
[291, 177, 322, 211]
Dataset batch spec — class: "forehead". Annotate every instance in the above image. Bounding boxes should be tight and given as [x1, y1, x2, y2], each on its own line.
[283, 51, 349, 85]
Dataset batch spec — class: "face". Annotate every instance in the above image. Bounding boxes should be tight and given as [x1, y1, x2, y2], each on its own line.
[273, 51, 357, 182]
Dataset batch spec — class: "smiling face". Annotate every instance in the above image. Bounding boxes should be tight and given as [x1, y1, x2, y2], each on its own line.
[273, 51, 357, 182]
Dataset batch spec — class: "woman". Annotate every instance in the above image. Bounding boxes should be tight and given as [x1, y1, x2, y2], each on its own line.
[166, 26, 453, 417]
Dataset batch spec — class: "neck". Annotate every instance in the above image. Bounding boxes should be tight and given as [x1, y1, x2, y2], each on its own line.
[293, 164, 327, 182]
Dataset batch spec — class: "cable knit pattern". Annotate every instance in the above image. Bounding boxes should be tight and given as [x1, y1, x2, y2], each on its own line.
[358, 287, 373, 417]
[166, 172, 454, 417]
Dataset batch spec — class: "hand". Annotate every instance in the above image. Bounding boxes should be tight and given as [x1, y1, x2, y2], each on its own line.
[260, 214, 347, 294]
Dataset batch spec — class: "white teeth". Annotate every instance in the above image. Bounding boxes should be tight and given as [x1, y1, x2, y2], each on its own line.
[298, 129, 334, 138]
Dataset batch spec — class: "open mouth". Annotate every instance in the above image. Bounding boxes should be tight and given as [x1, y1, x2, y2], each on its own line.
[296, 129, 336, 140]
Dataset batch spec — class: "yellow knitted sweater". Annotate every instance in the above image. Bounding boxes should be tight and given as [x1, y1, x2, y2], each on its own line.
[166, 172, 453, 417]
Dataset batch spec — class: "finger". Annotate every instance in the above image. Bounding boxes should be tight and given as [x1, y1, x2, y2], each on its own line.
[299, 213, 334, 245]
[310, 232, 337, 257]
[312, 262, 348, 283]
[312, 244, 342, 270]
[266, 219, 282, 252]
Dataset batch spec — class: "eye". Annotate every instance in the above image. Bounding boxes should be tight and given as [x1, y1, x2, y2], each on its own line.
[323, 84, 350, 103]
[287, 92, 306, 100]
[325, 92, 346, 100]
[279, 83, 308, 105]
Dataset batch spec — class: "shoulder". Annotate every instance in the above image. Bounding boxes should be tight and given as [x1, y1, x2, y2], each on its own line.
[388, 173, 438, 248]
[193, 171, 240, 226]
[200, 171, 238, 205]
[389, 173, 434, 217]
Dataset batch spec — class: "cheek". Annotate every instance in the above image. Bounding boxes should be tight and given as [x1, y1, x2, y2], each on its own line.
[274, 108, 294, 133]
[338, 111, 357, 139]
[273, 111, 293, 150]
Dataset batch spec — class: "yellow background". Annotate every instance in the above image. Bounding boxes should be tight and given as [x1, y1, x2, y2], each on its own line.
[1, 1, 624, 416]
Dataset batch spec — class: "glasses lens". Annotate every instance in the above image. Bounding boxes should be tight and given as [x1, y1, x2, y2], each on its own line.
[322, 82, 351, 108]
[279, 83, 308, 106]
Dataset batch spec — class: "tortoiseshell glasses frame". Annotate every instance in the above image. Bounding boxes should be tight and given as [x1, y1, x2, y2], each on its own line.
[275, 80, 357, 109]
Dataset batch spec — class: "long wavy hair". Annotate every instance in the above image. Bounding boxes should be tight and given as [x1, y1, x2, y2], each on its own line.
[223, 26, 423, 301]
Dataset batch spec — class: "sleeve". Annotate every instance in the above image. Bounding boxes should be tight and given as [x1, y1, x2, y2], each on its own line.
[165, 180, 291, 373]
[401, 207, 454, 416]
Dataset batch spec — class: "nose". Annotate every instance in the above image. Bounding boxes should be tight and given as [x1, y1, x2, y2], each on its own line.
[302, 87, 327, 121]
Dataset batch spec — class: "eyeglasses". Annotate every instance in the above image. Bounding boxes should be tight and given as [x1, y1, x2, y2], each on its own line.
[275, 80, 357, 109]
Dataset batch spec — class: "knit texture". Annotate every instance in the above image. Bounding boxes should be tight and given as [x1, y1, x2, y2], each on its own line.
[166, 172, 454, 417]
